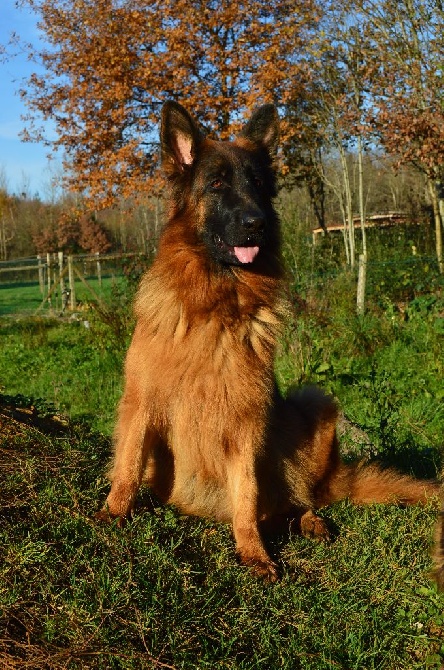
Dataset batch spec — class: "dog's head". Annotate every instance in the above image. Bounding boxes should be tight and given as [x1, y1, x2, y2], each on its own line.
[161, 101, 280, 268]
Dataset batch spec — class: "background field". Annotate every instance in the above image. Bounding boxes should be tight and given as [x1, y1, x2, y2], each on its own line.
[0, 275, 121, 317]
[1, 226, 443, 669]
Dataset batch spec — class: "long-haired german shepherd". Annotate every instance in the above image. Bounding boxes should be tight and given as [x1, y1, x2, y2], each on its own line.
[97, 101, 438, 581]
[433, 483, 444, 590]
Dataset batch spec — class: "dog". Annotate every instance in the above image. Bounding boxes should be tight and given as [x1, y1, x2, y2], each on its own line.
[97, 101, 439, 581]
[433, 482, 444, 590]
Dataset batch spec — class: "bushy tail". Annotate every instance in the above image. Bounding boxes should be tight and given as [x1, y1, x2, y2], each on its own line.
[326, 461, 439, 506]
[284, 385, 439, 509]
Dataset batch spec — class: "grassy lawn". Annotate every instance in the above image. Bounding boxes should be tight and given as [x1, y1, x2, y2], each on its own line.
[0, 276, 122, 316]
[0, 405, 442, 669]
[0, 281, 46, 315]
[0, 266, 443, 669]
[0, 315, 125, 434]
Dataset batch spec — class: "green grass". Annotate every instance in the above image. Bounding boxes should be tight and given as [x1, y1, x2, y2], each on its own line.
[0, 280, 45, 314]
[0, 277, 134, 434]
[0, 276, 123, 316]
[1, 253, 443, 669]
[0, 317, 124, 434]
[0, 418, 442, 669]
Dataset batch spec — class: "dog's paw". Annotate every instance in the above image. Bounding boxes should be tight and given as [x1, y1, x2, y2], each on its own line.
[94, 509, 127, 528]
[237, 552, 280, 582]
[252, 560, 280, 583]
[299, 510, 330, 541]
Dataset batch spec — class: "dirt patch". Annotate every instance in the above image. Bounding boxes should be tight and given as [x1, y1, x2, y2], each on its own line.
[0, 398, 69, 440]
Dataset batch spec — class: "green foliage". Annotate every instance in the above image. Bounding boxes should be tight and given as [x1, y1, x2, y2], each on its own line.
[275, 222, 444, 465]
[368, 257, 442, 306]
[0, 391, 58, 418]
[90, 280, 136, 347]
[88, 255, 148, 346]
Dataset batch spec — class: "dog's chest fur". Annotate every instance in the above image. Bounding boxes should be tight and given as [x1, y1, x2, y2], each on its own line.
[128, 246, 283, 441]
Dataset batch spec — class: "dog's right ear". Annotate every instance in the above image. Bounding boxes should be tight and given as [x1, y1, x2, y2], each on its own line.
[161, 101, 203, 176]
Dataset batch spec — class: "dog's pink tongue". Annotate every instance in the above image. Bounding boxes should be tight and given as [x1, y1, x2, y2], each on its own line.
[234, 246, 259, 263]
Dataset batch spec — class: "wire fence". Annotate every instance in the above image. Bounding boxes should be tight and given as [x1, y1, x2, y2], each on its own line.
[0, 251, 152, 317]
[0, 250, 442, 318]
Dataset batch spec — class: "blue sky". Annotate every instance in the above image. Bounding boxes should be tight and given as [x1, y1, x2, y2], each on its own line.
[0, 0, 59, 198]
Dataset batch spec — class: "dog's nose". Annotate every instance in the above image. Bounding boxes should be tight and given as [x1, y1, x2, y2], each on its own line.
[242, 213, 265, 234]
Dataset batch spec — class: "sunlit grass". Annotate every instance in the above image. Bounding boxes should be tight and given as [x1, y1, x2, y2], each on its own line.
[0, 418, 442, 669]
[0, 256, 443, 669]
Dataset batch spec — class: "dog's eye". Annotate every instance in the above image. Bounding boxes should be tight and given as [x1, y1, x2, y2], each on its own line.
[211, 178, 224, 189]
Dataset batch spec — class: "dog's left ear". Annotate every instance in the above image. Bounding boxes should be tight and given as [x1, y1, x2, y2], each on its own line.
[239, 104, 280, 155]
[161, 101, 203, 175]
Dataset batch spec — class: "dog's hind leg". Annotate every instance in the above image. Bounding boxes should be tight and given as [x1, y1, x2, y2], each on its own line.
[260, 506, 331, 541]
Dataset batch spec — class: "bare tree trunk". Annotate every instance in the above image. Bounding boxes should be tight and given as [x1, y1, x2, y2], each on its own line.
[0, 216, 14, 260]
[428, 179, 443, 274]
[119, 206, 127, 252]
[437, 180, 444, 275]
[339, 144, 355, 268]
[357, 253, 367, 315]
[338, 194, 350, 265]
[0, 219, 5, 260]
[357, 135, 367, 259]
[357, 135, 368, 311]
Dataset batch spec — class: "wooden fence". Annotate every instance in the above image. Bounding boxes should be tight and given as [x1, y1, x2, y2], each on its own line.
[311, 211, 420, 244]
[0, 251, 147, 314]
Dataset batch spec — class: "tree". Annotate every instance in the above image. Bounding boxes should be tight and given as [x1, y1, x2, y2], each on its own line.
[20, 0, 320, 207]
[56, 210, 81, 253]
[0, 188, 16, 261]
[32, 218, 58, 254]
[357, 0, 444, 272]
[286, 10, 374, 268]
[79, 213, 112, 254]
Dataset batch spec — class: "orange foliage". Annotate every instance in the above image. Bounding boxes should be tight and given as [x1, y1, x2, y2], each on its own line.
[356, 0, 444, 180]
[79, 213, 112, 254]
[22, 0, 321, 208]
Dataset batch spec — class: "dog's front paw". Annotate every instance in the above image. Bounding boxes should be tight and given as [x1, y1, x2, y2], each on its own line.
[237, 552, 280, 582]
[95, 508, 127, 528]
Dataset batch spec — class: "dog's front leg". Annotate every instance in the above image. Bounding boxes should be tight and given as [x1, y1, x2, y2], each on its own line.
[228, 446, 278, 582]
[97, 391, 158, 522]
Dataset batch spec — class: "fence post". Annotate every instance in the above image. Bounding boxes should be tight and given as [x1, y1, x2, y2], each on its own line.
[58, 251, 65, 297]
[96, 252, 102, 287]
[357, 253, 367, 315]
[46, 252, 52, 306]
[37, 255, 44, 294]
[68, 255, 77, 309]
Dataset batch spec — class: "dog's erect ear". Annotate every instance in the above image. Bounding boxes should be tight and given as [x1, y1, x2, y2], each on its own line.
[161, 101, 203, 174]
[239, 104, 280, 156]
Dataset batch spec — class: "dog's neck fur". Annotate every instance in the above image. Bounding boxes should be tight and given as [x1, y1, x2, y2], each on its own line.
[157, 213, 284, 310]
[134, 214, 287, 372]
